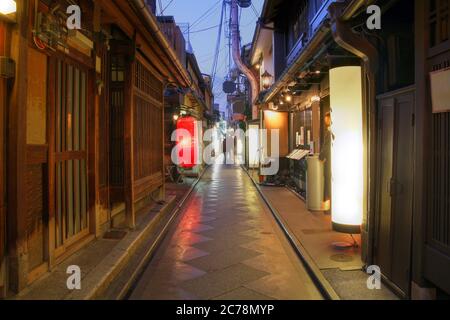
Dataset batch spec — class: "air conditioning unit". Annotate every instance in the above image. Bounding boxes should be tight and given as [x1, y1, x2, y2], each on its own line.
[0, 56, 15, 78]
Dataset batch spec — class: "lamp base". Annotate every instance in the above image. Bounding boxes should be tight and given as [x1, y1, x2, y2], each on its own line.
[332, 241, 356, 250]
[332, 222, 361, 235]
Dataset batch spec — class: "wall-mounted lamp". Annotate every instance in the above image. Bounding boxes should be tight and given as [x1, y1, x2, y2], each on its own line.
[0, 0, 16, 15]
[0, 0, 16, 22]
[284, 93, 292, 103]
[311, 95, 321, 103]
[173, 114, 179, 121]
[261, 71, 273, 90]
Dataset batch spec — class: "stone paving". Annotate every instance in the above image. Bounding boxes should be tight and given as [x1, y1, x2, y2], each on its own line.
[129, 165, 322, 300]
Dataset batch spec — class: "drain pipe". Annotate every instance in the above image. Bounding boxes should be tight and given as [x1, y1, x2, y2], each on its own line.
[328, 2, 378, 265]
[230, 0, 260, 120]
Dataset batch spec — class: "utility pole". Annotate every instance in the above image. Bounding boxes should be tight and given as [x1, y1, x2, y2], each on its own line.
[230, 0, 259, 120]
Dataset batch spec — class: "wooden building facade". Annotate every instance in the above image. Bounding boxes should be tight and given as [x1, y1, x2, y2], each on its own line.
[248, 0, 450, 299]
[0, 0, 193, 296]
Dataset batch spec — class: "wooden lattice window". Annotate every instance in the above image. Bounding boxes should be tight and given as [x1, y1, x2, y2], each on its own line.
[135, 60, 163, 102]
[133, 59, 163, 182]
[133, 96, 163, 180]
[429, 0, 450, 48]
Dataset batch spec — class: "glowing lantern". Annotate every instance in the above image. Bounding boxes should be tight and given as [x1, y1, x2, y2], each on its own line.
[329, 65, 364, 234]
[248, 124, 259, 168]
[284, 93, 292, 103]
[176, 116, 198, 169]
[261, 71, 273, 90]
[0, 0, 16, 15]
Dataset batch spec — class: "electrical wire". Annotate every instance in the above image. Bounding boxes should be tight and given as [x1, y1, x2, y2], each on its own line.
[211, 0, 226, 87]
[188, 0, 223, 30]
[158, 0, 163, 15]
[251, 3, 260, 18]
[161, 0, 175, 14]
[189, 23, 221, 34]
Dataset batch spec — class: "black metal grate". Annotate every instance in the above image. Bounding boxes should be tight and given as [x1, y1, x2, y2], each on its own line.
[428, 57, 450, 254]
[429, 111, 450, 253]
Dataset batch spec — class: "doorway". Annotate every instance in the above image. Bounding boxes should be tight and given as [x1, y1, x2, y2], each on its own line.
[108, 38, 129, 219]
[375, 86, 415, 294]
[52, 58, 90, 257]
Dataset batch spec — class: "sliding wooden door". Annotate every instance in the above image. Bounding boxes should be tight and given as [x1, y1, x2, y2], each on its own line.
[53, 59, 89, 256]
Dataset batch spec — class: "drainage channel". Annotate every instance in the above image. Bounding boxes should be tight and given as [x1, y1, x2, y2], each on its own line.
[117, 167, 209, 300]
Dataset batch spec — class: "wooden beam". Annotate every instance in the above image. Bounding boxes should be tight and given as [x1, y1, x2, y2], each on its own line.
[88, 69, 98, 235]
[7, 0, 30, 293]
[97, 0, 135, 37]
[46, 56, 56, 268]
[124, 57, 136, 229]
[0, 20, 7, 297]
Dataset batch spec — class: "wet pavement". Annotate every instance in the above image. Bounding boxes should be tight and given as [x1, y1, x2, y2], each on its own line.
[129, 165, 323, 300]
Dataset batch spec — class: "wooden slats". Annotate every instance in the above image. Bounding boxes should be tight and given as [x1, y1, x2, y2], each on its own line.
[430, 112, 450, 252]
[429, 0, 450, 48]
[132, 59, 163, 195]
[134, 60, 163, 103]
[134, 173, 163, 200]
[109, 88, 125, 187]
[133, 95, 163, 181]
[54, 59, 89, 249]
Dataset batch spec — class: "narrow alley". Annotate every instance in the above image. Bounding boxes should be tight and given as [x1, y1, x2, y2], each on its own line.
[2, 0, 449, 305]
[128, 165, 323, 300]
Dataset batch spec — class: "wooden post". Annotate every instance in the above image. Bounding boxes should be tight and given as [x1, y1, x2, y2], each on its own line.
[0, 20, 7, 297]
[88, 69, 98, 235]
[46, 56, 56, 268]
[411, 0, 429, 288]
[124, 51, 136, 229]
[311, 99, 321, 153]
[7, 0, 30, 293]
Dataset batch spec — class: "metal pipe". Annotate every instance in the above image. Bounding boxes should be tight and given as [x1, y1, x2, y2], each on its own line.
[328, 2, 378, 72]
[230, 0, 260, 120]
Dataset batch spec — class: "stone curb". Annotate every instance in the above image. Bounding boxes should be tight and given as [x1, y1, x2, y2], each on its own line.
[66, 195, 177, 300]
[113, 166, 208, 300]
[242, 166, 341, 301]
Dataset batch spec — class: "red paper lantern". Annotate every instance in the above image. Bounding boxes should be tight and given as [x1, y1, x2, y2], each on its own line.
[176, 116, 198, 169]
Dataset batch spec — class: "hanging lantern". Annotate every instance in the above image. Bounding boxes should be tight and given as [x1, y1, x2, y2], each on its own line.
[261, 71, 273, 90]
